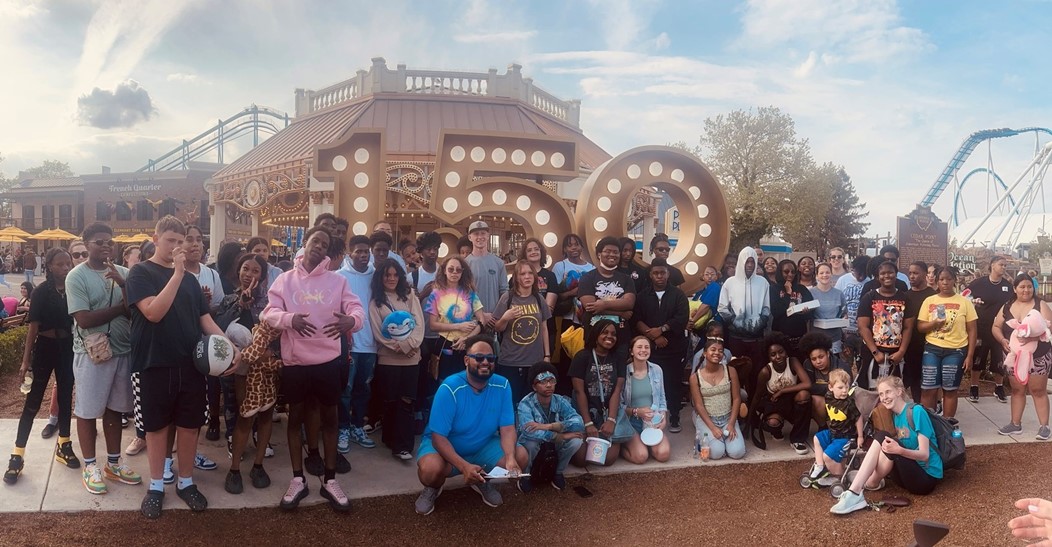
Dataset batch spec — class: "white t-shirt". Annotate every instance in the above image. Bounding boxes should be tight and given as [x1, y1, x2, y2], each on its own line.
[188, 264, 224, 307]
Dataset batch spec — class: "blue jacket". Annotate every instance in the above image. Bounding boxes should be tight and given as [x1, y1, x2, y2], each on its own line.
[621, 361, 668, 413]
[516, 393, 584, 444]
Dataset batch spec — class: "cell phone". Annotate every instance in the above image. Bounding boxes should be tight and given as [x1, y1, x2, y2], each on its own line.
[573, 485, 593, 498]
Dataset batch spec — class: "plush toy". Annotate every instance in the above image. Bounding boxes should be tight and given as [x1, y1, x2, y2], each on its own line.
[381, 310, 416, 340]
[239, 322, 282, 418]
[1005, 308, 1051, 385]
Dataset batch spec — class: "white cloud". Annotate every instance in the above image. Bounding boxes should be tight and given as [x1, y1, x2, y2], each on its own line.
[453, 30, 537, 44]
[587, 0, 660, 51]
[166, 72, 199, 83]
[794, 51, 817, 78]
[73, 0, 202, 94]
[739, 0, 932, 64]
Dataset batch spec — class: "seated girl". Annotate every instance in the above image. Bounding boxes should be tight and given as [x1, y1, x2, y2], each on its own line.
[620, 336, 671, 464]
[689, 337, 746, 460]
[750, 332, 812, 454]
[569, 319, 634, 466]
[831, 376, 943, 515]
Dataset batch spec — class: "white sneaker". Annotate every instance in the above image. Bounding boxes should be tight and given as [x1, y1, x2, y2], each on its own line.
[830, 490, 868, 515]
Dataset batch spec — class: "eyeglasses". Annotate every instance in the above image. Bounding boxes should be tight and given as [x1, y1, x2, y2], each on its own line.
[90, 239, 114, 247]
[71, 252, 88, 259]
[467, 353, 497, 363]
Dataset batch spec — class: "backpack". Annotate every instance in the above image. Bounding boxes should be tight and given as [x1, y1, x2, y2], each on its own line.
[907, 404, 966, 471]
[531, 441, 559, 483]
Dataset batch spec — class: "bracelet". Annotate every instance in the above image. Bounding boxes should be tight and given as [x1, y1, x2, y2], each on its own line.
[605, 417, 616, 423]
[584, 421, 594, 428]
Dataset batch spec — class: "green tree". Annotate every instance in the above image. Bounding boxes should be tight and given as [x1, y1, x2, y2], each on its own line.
[817, 165, 869, 257]
[19, 159, 74, 180]
[698, 107, 813, 251]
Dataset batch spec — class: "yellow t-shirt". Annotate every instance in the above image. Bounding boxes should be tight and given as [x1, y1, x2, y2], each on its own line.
[918, 293, 977, 349]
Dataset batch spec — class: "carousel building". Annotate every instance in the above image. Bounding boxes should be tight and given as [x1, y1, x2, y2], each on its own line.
[208, 58, 730, 294]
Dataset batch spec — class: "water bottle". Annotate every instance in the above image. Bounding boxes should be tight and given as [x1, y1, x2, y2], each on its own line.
[692, 431, 701, 459]
[700, 431, 711, 461]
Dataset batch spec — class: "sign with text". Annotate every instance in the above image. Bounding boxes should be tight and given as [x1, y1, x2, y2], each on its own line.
[950, 252, 977, 274]
[897, 206, 948, 274]
[1041, 258, 1052, 276]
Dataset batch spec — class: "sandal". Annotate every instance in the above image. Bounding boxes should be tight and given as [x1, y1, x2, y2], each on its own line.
[140, 490, 165, 519]
[751, 427, 766, 450]
[864, 478, 885, 491]
[176, 484, 208, 511]
[4, 455, 24, 485]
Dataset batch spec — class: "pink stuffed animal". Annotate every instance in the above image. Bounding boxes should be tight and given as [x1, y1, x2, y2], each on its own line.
[1005, 308, 1051, 385]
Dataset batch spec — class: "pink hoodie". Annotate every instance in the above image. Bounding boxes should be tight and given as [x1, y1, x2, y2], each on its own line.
[261, 256, 365, 366]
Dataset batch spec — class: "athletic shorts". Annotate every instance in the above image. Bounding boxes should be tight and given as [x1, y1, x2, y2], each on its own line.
[281, 358, 341, 406]
[73, 352, 134, 419]
[921, 343, 966, 390]
[416, 434, 504, 475]
[815, 429, 851, 462]
[140, 365, 208, 432]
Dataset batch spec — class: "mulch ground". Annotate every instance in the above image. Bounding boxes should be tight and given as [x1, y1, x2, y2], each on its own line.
[0, 443, 1047, 546]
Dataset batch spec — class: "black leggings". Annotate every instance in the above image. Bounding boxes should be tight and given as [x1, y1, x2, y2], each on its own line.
[17, 340, 74, 448]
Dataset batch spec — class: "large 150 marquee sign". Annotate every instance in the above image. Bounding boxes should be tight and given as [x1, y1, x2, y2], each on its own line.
[314, 130, 730, 295]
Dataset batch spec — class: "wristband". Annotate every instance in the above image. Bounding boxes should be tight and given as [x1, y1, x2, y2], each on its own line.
[605, 417, 616, 424]
[584, 421, 594, 428]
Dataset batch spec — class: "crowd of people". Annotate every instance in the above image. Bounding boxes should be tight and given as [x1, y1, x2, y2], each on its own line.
[2, 212, 1048, 520]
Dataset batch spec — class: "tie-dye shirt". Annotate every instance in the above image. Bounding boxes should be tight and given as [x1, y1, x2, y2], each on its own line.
[424, 286, 484, 342]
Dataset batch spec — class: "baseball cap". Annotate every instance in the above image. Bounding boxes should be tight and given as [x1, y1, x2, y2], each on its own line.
[468, 220, 490, 233]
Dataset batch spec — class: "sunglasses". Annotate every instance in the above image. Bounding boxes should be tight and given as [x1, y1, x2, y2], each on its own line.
[446, 268, 463, 273]
[90, 239, 114, 247]
[467, 353, 496, 363]
[707, 336, 725, 343]
[829, 255, 843, 259]
[71, 251, 88, 259]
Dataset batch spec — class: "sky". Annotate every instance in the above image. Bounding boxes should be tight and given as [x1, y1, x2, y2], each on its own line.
[2, 0, 1051, 237]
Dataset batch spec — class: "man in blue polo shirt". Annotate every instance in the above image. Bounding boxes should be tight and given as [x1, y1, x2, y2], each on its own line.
[414, 335, 526, 515]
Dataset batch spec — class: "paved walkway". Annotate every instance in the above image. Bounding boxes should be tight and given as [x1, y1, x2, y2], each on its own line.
[0, 395, 1045, 514]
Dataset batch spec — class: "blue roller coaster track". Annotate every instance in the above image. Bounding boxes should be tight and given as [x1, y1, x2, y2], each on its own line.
[918, 128, 1052, 226]
[137, 105, 289, 172]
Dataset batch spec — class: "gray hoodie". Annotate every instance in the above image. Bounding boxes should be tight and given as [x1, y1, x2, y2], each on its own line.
[718, 246, 771, 340]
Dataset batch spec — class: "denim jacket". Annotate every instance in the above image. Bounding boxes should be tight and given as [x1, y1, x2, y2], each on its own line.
[621, 361, 668, 413]
[516, 393, 585, 444]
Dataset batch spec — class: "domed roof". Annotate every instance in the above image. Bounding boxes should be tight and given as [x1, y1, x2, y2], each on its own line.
[215, 60, 610, 182]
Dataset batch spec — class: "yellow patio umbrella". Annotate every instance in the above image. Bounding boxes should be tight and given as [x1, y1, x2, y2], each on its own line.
[112, 235, 131, 243]
[46, 229, 79, 240]
[124, 233, 152, 243]
[0, 235, 27, 243]
[0, 226, 32, 238]
[270, 239, 287, 247]
[27, 229, 58, 240]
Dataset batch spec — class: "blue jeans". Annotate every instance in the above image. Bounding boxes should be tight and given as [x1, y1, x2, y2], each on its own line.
[691, 412, 746, 460]
[24, 269, 33, 285]
[921, 343, 965, 390]
[522, 437, 582, 475]
[343, 352, 376, 429]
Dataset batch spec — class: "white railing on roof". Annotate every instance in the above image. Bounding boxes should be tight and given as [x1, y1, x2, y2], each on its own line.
[309, 79, 360, 112]
[404, 70, 488, 96]
[294, 58, 580, 127]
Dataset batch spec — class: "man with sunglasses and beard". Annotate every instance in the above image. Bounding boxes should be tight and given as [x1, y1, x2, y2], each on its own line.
[414, 335, 527, 515]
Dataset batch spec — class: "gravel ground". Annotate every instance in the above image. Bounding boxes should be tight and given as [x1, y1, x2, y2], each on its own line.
[0, 443, 1047, 547]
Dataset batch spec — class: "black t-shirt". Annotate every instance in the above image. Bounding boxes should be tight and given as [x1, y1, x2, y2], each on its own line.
[905, 287, 937, 352]
[568, 349, 626, 411]
[857, 289, 914, 351]
[771, 282, 815, 337]
[536, 267, 559, 302]
[617, 263, 647, 293]
[967, 276, 1013, 326]
[825, 391, 861, 439]
[27, 279, 72, 334]
[578, 269, 636, 348]
[127, 260, 210, 373]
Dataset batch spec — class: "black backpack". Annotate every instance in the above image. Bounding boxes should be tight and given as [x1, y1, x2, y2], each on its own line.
[907, 404, 966, 470]
[531, 441, 559, 483]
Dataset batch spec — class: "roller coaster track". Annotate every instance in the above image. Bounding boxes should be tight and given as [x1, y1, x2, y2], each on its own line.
[918, 127, 1052, 217]
[137, 105, 289, 172]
